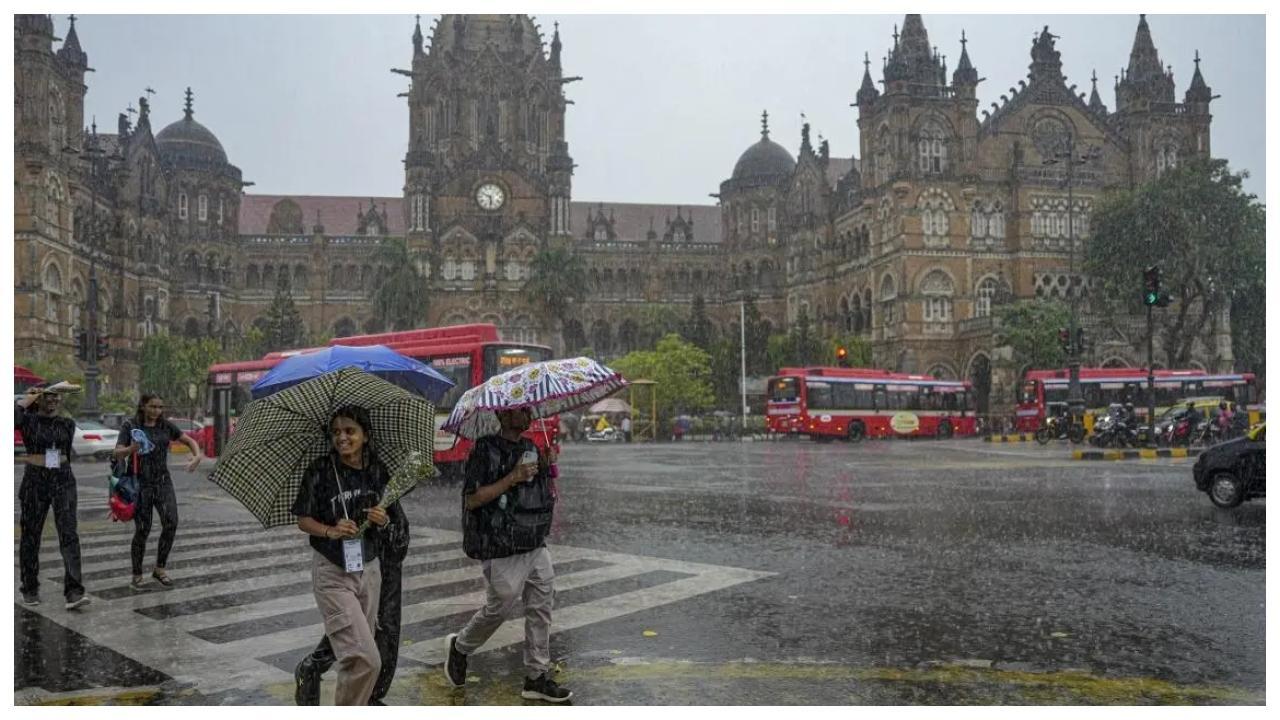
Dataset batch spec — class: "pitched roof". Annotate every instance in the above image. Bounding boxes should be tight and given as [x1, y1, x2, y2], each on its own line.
[826, 157, 856, 187]
[240, 195, 404, 235]
[569, 201, 722, 245]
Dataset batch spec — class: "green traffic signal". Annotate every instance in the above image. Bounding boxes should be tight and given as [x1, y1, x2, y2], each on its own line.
[1144, 291, 1159, 306]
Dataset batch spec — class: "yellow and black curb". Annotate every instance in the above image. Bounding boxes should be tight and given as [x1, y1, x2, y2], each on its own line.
[984, 434, 1036, 443]
[1072, 447, 1202, 461]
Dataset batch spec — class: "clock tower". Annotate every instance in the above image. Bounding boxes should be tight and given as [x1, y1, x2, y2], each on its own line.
[399, 14, 574, 338]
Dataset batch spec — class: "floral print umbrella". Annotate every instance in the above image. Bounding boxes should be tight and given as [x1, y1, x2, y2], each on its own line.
[442, 357, 628, 439]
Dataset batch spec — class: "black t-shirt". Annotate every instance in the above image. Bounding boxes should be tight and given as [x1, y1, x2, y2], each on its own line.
[15, 404, 75, 480]
[293, 453, 388, 569]
[117, 419, 183, 481]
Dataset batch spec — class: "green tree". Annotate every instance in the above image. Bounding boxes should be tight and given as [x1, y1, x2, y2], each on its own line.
[994, 300, 1071, 373]
[707, 338, 742, 411]
[634, 305, 685, 348]
[263, 275, 306, 352]
[788, 305, 824, 366]
[371, 238, 430, 332]
[1231, 275, 1264, 376]
[825, 333, 874, 367]
[18, 355, 86, 416]
[741, 294, 770, 376]
[138, 335, 222, 418]
[611, 334, 715, 422]
[223, 325, 267, 362]
[1085, 158, 1265, 368]
[525, 246, 588, 352]
[683, 294, 715, 351]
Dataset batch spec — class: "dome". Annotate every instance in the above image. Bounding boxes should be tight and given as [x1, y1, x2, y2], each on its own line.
[731, 135, 795, 182]
[156, 113, 227, 166]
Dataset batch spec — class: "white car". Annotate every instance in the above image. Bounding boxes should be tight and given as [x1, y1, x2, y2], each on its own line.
[73, 420, 120, 460]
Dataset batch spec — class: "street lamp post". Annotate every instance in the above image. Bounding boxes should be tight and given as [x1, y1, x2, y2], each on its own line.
[64, 129, 121, 420]
[1045, 135, 1101, 422]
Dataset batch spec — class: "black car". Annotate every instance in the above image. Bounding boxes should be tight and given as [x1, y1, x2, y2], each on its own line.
[1192, 423, 1265, 508]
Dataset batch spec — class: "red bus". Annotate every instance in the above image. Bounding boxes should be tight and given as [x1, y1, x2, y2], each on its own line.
[766, 367, 977, 441]
[207, 324, 558, 474]
[1015, 367, 1260, 432]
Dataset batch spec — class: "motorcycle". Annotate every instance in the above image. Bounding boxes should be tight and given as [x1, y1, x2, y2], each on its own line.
[1035, 414, 1085, 445]
[1089, 409, 1139, 448]
[586, 427, 620, 443]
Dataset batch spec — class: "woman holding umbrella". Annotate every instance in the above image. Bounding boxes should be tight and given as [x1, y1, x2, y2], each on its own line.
[292, 405, 395, 706]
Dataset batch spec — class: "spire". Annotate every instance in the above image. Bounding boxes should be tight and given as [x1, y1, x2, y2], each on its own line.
[952, 29, 978, 87]
[1116, 14, 1175, 109]
[549, 20, 562, 67]
[857, 52, 880, 105]
[1185, 50, 1214, 104]
[800, 121, 812, 155]
[183, 87, 194, 120]
[56, 14, 88, 68]
[412, 14, 423, 54]
[1088, 70, 1107, 112]
[760, 109, 770, 140]
[899, 14, 931, 57]
[1126, 13, 1163, 81]
[885, 14, 943, 88]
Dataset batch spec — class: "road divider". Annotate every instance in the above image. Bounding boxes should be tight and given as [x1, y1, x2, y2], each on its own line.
[984, 434, 1036, 443]
[1072, 447, 1202, 461]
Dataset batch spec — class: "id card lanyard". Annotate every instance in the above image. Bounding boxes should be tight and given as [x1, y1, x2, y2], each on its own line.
[331, 458, 364, 573]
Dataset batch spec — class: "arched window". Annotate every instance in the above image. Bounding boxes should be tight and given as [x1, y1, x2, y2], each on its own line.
[920, 270, 954, 323]
[442, 258, 458, 280]
[918, 189, 953, 246]
[970, 200, 987, 239]
[247, 264, 260, 289]
[751, 207, 760, 233]
[1156, 144, 1178, 177]
[48, 87, 65, 151]
[593, 226, 608, 242]
[876, 126, 893, 185]
[918, 123, 947, 174]
[178, 192, 189, 220]
[879, 274, 897, 326]
[198, 194, 208, 222]
[989, 201, 1005, 238]
[767, 206, 777, 232]
[43, 263, 62, 322]
[975, 276, 999, 318]
[45, 173, 65, 226]
[333, 317, 357, 338]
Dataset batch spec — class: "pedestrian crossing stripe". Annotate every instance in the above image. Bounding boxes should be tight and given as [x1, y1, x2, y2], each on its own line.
[15, 525, 773, 694]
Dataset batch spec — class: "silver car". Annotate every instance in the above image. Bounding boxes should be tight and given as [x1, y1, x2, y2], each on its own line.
[73, 420, 120, 460]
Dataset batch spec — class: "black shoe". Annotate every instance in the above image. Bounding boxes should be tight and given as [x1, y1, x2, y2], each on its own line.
[444, 633, 467, 688]
[20, 591, 39, 606]
[64, 592, 90, 611]
[522, 673, 572, 703]
[294, 658, 321, 706]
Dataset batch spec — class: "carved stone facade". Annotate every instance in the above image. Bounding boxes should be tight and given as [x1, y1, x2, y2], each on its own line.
[14, 13, 1229, 414]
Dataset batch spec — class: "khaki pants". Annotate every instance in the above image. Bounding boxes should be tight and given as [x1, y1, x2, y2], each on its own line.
[455, 545, 555, 678]
[312, 551, 381, 705]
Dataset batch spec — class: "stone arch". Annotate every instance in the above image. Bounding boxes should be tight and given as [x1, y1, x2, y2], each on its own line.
[294, 264, 308, 291]
[966, 352, 992, 416]
[442, 312, 470, 326]
[927, 362, 958, 380]
[262, 264, 277, 288]
[333, 317, 357, 338]
[1101, 357, 1130, 369]
[974, 274, 1001, 318]
[266, 198, 304, 234]
[562, 318, 586, 354]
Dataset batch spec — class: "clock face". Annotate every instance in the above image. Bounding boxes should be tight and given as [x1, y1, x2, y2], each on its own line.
[476, 183, 505, 211]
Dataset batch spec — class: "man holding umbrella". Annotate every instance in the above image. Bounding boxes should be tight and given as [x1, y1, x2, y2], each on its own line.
[439, 356, 625, 702]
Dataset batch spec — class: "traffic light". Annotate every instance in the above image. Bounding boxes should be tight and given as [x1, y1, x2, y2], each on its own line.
[1075, 327, 1085, 354]
[75, 330, 88, 362]
[1058, 328, 1071, 353]
[1142, 265, 1161, 306]
[836, 346, 850, 368]
[96, 335, 110, 361]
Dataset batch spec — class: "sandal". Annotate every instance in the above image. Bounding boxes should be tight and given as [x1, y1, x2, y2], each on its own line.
[131, 575, 148, 591]
[152, 569, 173, 587]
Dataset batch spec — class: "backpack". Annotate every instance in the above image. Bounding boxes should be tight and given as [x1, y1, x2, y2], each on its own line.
[108, 452, 140, 522]
[462, 437, 555, 561]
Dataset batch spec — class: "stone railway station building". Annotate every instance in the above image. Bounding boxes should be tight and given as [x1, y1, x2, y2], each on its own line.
[14, 13, 1231, 414]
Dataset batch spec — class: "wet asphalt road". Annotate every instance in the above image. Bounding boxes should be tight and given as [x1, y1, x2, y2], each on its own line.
[13, 438, 1265, 705]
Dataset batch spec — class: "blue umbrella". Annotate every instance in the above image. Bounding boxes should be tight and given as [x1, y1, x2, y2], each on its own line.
[251, 344, 455, 403]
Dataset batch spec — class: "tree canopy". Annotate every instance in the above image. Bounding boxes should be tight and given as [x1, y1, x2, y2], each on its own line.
[610, 334, 715, 421]
[1085, 158, 1264, 369]
[371, 238, 430, 332]
[994, 300, 1071, 372]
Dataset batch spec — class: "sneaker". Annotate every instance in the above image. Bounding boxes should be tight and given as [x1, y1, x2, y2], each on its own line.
[522, 673, 572, 703]
[20, 591, 40, 606]
[293, 657, 321, 706]
[443, 633, 467, 688]
[65, 592, 90, 611]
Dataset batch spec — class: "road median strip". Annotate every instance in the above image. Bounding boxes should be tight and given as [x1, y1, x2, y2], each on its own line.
[1072, 447, 1201, 461]
[984, 434, 1036, 443]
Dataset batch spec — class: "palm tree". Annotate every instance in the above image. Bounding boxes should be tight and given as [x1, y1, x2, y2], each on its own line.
[371, 238, 430, 331]
[525, 246, 588, 353]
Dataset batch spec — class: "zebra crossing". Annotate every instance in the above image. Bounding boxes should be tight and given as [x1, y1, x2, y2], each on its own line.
[16, 521, 773, 694]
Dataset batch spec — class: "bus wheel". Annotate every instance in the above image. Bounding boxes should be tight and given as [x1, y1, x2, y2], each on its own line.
[937, 421, 953, 439]
[847, 422, 866, 443]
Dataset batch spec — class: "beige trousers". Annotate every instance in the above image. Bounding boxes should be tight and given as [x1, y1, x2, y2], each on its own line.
[311, 551, 382, 705]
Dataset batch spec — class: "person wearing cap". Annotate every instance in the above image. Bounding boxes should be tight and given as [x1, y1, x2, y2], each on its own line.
[16, 381, 89, 610]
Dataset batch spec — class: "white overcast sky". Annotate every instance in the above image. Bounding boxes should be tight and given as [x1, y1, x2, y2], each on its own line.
[56, 10, 1265, 205]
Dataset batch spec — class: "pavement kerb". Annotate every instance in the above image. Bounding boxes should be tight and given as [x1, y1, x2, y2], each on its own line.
[1071, 447, 1202, 461]
[984, 434, 1036, 443]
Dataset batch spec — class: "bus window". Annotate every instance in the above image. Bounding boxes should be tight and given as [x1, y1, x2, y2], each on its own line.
[873, 386, 887, 411]
[807, 382, 833, 410]
[1045, 385, 1070, 405]
[769, 377, 799, 402]
[430, 355, 473, 411]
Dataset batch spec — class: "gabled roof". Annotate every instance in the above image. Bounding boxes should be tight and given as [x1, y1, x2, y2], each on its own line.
[240, 195, 405, 236]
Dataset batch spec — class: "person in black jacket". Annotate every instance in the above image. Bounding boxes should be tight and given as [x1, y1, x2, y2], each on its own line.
[294, 496, 409, 706]
[443, 407, 570, 703]
[16, 382, 88, 610]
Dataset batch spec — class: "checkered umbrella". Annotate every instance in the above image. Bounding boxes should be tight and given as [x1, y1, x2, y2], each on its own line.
[209, 367, 437, 529]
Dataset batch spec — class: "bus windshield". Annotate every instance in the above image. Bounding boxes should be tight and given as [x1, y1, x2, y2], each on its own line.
[768, 377, 800, 402]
